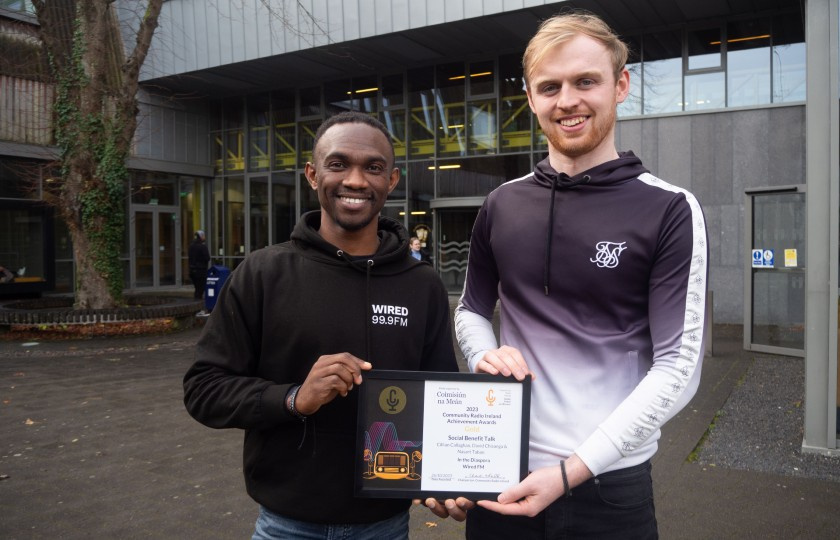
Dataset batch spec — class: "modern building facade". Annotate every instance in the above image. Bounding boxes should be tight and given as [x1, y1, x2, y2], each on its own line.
[0, 0, 837, 452]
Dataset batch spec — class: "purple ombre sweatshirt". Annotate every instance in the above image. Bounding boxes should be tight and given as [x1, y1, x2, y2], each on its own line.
[456, 152, 708, 476]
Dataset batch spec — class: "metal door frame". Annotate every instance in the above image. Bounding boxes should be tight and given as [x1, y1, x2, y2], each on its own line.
[130, 204, 180, 289]
[743, 184, 806, 357]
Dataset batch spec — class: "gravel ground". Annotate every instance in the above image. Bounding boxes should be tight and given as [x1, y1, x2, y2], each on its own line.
[695, 354, 840, 483]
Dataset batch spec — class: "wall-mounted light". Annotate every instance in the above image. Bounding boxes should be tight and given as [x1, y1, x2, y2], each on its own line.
[346, 87, 379, 95]
[710, 34, 770, 45]
[448, 71, 493, 81]
[428, 164, 462, 170]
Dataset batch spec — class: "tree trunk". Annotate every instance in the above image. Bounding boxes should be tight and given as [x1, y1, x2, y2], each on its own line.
[32, 0, 164, 309]
[69, 221, 114, 309]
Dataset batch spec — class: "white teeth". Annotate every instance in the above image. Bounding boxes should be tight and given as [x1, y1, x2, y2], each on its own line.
[560, 117, 586, 127]
[342, 197, 366, 204]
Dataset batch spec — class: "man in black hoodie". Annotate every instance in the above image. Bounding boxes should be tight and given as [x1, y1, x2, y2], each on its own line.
[187, 230, 210, 300]
[184, 111, 458, 539]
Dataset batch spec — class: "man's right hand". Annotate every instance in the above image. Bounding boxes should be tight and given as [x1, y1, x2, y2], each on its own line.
[475, 345, 533, 381]
[294, 353, 371, 415]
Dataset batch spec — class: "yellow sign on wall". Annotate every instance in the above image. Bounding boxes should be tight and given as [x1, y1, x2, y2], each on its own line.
[784, 249, 798, 268]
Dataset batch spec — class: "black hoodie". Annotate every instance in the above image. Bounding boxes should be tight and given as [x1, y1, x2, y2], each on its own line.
[184, 211, 458, 524]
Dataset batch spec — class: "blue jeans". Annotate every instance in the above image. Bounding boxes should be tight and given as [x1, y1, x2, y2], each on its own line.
[466, 461, 657, 539]
[252, 506, 409, 540]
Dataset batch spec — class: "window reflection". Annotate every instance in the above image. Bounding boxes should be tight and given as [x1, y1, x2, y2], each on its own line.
[131, 173, 176, 205]
[499, 53, 531, 152]
[773, 42, 806, 102]
[272, 89, 296, 171]
[618, 37, 642, 117]
[643, 32, 682, 114]
[728, 19, 772, 107]
[437, 63, 466, 157]
[685, 72, 725, 111]
[248, 93, 271, 172]
[225, 177, 245, 266]
[688, 27, 722, 70]
[272, 172, 295, 244]
[382, 110, 407, 160]
[468, 99, 497, 155]
[468, 60, 495, 97]
[250, 177, 269, 251]
[408, 67, 435, 159]
[772, 14, 806, 103]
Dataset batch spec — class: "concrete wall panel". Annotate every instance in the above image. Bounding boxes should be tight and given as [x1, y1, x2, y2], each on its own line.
[656, 116, 691, 189]
[731, 109, 770, 195]
[720, 203, 742, 268]
[767, 106, 806, 185]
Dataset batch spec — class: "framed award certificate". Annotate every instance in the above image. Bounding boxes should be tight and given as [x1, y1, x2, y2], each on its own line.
[354, 370, 531, 500]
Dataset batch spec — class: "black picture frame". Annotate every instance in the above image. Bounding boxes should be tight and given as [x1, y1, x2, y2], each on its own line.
[354, 370, 531, 501]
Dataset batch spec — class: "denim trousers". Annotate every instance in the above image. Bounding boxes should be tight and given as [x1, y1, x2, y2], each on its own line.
[252, 506, 409, 540]
[466, 461, 657, 540]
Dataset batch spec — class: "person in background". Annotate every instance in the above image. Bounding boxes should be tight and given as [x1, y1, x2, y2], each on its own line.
[187, 230, 210, 300]
[183, 111, 458, 540]
[426, 11, 708, 539]
[409, 236, 430, 263]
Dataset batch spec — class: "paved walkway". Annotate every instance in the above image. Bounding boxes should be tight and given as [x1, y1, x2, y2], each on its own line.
[1, 321, 838, 539]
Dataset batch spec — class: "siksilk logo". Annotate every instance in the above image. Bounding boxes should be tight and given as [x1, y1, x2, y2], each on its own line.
[590, 241, 627, 268]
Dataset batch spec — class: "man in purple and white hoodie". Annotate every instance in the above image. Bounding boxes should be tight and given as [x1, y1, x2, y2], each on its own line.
[425, 12, 708, 540]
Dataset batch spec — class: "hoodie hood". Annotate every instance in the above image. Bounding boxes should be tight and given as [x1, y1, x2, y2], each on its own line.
[290, 210, 421, 275]
[536, 151, 649, 296]
[533, 150, 648, 189]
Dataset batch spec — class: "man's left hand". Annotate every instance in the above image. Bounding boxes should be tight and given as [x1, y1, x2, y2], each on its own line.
[477, 456, 592, 517]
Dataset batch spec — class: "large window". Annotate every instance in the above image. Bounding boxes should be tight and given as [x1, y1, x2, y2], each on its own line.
[0, 0, 34, 13]
[728, 19, 772, 107]
[642, 31, 683, 114]
[772, 14, 806, 103]
[499, 53, 531, 152]
[248, 94, 271, 172]
[249, 176, 269, 251]
[272, 172, 296, 244]
[624, 15, 805, 118]
[436, 63, 466, 157]
[198, 9, 806, 276]
[0, 202, 49, 286]
[618, 38, 642, 117]
[408, 67, 435, 159]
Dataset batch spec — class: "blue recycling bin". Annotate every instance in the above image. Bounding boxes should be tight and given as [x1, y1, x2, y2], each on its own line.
[204, 265, 231, 312]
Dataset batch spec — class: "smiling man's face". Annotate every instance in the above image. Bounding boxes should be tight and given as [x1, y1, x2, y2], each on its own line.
[305, 122, 399, 245]
[527, 34, 629, 169]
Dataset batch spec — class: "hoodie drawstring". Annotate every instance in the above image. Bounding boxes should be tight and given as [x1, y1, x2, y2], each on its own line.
[365, 259, 373, 363]
[336, 249, 375, 364]
[544, 174, 591, 296]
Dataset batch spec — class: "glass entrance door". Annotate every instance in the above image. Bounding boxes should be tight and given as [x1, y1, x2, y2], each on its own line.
[744, 186, 806, 356]
[133, 207, 178, 288]
[436, 208, 479, 293]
